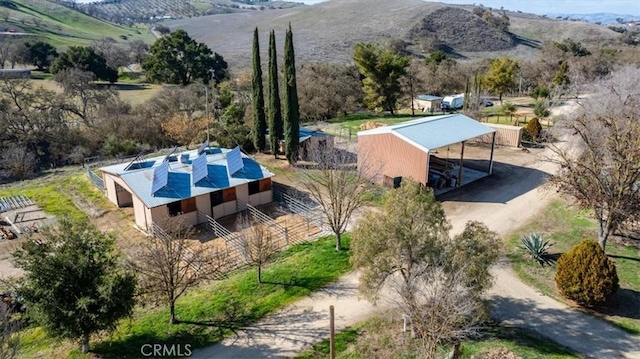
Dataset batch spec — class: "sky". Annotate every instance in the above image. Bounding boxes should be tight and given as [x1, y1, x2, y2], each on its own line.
[296, 0, 640, 16]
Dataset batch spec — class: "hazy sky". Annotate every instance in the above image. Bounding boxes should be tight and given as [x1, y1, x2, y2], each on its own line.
[297, 1, 640, 16]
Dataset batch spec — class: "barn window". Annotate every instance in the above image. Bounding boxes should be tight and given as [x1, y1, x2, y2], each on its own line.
[167, 201, 182, 216]
[210, 190, 223, 206]
[248, 180, 260, 195]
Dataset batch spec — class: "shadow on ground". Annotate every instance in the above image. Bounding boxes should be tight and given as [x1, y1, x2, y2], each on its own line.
[490, 295, 640, 358]
[438, 159, 548, 204]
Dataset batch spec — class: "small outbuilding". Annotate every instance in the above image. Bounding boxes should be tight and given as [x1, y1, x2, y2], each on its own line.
[357, 114, 497, 193]
[0, 69, 31, 79]
[412, 94, 443, 113]
[100, 147, 275, 232]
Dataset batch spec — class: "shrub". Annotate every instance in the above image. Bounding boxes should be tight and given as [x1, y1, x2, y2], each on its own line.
[533, 100, 550, 118]
[555, 240, 619, 308]
[524, 117, 542, 139]
[520, 232, 553, 265]
[530, 85, 550, 99]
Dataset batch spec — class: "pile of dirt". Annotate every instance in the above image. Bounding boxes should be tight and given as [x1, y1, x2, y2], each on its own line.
[480, 347, 521, 359]
[409, 7, 515, 52]
[359, 121, 386, 130]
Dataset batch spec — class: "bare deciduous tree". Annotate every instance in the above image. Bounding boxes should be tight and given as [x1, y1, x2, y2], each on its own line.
[53, 68, 117, 126]
[547, 67, 640, 251]
[91, 37, 131, 70]
[0, 303, 20, 359]
[131, 219, 228, 324]
[0, 145, 36, 180]
[237, 215, 279, 284]
[128, 39, 149, 65]
[352, 180, 499, 358]
[0, 9, 10, 22]
[298, 145, 376, 251]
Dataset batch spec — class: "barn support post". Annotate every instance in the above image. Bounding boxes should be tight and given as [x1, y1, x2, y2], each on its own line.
[489, 132, 496, 175]
[457, 141, 465, 187]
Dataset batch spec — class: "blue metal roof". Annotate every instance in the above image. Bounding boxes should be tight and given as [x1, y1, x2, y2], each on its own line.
[358, 114, 495, 152]
[100, 148, 274, 208]
[415, 94, 443, 101]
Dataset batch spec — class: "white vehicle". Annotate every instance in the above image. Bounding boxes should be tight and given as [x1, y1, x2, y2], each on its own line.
[442, 94, 465, 110]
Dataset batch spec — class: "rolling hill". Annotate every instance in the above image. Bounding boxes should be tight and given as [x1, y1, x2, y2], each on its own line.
[0, 0, 153, 47]
[166, 0, 621, 68]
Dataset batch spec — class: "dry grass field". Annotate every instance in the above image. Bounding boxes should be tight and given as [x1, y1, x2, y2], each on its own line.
[167, 0, 620, 69]
[29, 79, 164, 105]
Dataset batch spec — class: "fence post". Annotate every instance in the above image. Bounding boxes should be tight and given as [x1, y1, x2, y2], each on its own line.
[329, 305, 336, 359]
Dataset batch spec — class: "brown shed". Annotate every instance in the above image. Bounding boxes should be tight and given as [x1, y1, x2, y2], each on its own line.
[357, 114, 497, 192]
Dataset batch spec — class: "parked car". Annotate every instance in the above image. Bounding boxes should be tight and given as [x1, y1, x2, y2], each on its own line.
[480, 99, 494, 107]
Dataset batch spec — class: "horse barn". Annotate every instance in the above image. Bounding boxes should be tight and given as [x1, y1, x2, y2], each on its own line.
[357, 114, 497, 193]
[100, 145, 275, 232]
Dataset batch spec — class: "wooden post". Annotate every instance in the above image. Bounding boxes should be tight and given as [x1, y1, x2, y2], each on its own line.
[330, 305, 336, 359]
[458, 141, 465, 187]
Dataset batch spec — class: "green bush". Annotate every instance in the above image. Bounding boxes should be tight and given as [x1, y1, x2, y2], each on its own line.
[530, 86, 550, 99]
[533, 100, 550, 118]
[555, 240, 619, 308]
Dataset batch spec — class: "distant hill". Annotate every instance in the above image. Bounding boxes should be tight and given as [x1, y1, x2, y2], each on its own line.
[545, 13, 640, 25]
[0, 0, 153, 47]
[166, 0, 620, 68]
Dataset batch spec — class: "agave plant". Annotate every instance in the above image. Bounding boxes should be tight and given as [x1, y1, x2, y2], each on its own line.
[521, 232, 554, 266]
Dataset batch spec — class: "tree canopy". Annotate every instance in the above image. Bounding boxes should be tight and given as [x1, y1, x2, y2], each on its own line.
[251, 27, 267, 152]
[353, 43, 410, 115]
[13, 217, 136, 353]
[143, 30, 228, 86]
[351, 180, 499, 357]
[50, 46, 118, 83]
[24, 41, 58, 71]
[481, 56, 519, 103]
[267, 30, 283, 158]
[283, 24, 300, 164]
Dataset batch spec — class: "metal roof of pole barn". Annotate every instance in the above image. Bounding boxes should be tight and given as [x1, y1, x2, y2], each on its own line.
[100, 148, 275, 208]
[357, 114, 496, 152]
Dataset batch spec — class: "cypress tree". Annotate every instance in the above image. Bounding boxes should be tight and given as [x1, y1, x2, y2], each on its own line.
[251, 27, 267, 152]
[268, 30, 283, 158]
[283, 23, 300, 165]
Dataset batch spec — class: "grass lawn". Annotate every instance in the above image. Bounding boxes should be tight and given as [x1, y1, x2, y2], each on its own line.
[0, 174, 89, 221]
[506, 200, 640, 335]
[298, 314, 581, 359]
[18, 235, 353, 358]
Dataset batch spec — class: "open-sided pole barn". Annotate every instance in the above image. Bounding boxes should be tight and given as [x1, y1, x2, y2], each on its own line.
[357, 114, 497, 193]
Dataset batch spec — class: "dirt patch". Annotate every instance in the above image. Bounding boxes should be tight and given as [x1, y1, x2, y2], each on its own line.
[480, 347, 521, 359]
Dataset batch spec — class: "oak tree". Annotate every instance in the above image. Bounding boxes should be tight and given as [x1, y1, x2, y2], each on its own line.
[143, 30, 227, 86]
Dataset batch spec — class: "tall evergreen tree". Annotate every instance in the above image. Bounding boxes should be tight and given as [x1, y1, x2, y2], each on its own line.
[251, 27, 267, 152]
[283, 23, 300, 164]
[268, 30, 283, 158]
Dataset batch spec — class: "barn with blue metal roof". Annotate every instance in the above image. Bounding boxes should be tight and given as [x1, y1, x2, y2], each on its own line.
[100, 147, 275, 232]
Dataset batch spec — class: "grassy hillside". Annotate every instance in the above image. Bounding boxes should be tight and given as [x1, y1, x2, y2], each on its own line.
[0, 0, 153, 47]
[167, 0, 621, 68]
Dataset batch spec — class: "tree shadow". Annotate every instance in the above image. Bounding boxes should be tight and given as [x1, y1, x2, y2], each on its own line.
[607, 254, 640, 263]
[598, 288, 640, 322]
[512, 34, 541, 49]
[489, 295, 640, 357]
[94, 83, 150, 91]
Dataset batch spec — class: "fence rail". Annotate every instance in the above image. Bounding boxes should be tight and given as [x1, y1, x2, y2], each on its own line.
[273, 185, 325, 232]
[86, 167, 105, 191]
[237, 199, 288, 244]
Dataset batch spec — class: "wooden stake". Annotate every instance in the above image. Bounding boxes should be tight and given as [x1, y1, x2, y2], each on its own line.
[330, 305, 335, 359]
